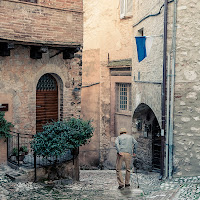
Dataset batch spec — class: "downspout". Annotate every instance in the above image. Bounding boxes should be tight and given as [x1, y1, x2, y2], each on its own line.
[161, 0, 168, 179]
[169, 0, 177, 179]
[165, 53, 171, 178]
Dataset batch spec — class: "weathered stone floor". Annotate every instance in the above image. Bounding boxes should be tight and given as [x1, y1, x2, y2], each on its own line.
[0, 165, 200, 200]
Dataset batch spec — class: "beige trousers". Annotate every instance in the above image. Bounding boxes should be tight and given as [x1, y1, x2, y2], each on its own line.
[116, 152, 132, 186]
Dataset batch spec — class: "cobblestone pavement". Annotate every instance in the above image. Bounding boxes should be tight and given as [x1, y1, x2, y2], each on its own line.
[0, 165, 200, 200]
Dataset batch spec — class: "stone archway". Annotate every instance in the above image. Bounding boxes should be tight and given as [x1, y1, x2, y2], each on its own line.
[133, 103, 161, 172]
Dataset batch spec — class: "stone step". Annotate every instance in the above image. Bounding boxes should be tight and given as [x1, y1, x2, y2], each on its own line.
[4, 165, 33, 182]
[5, 172, 21, 181]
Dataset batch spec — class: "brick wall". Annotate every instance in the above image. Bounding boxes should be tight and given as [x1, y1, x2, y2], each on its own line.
[39, 0, 83, 10]
[0, 0, 83, 45]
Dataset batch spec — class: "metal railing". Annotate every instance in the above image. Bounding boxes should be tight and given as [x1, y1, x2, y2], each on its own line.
[7, 131, 77, 181]
[7, 132, 34, 167]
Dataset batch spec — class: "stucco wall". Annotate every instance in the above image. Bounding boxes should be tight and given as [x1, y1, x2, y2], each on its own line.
[82, 0, 133, 168]
[132, 0, 164, 126]
[84, 0, 133, 61]
[80, 49, 100, 168]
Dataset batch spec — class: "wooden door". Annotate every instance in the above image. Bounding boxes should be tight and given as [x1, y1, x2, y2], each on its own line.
[36, 74, 58, 132]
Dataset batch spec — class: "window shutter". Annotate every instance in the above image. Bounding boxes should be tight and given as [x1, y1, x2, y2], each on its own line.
[120, 0, 125, 19]
[126, 0, 133, 17]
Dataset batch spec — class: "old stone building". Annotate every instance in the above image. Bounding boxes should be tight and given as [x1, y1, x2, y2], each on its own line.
[82, 0, 200, 178]
[0, 0, 83, 164]
[81, 0, 133, 169]
[132, 0, 200, 177]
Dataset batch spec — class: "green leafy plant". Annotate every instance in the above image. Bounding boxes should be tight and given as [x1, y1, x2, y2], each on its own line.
[31, 118, 94, 158]
[0, 111, 14, 138]
[19, 146, 28, 154]
[12, 147, 18, 156]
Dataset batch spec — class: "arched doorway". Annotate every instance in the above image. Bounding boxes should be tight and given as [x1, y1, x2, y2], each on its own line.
[36, 73, 58, 132]
[133, 103, 161, 172]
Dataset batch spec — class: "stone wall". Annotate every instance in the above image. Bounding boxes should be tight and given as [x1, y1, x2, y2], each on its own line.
[173, 0, 200, 176]
[26, 157, 79, 182]
[132, 0, 200, 176]
[0, 0, 83, 45]
[0, 45, 82, 163]
[0, 94, 13, 164]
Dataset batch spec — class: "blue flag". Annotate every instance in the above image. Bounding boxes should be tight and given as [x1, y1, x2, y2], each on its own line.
[135, 36, 154, 62]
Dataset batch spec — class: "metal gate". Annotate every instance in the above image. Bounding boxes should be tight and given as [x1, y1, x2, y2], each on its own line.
[152, 118, 161, 171]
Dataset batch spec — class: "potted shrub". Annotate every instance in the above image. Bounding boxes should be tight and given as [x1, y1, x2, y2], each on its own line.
[10, 147, 18, 162]
[12, 147, 18, 156]
[11, 146, 28, 162]
[19, 146, 28, 155]
[31, 118, 94, 158]
[31, 118, 94, 181]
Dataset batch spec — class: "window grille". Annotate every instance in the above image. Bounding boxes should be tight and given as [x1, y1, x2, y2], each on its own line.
[116, 83, 132, 113]
[37, 74, 57, 91]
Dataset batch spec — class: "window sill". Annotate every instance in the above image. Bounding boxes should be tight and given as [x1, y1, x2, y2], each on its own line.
[120, 15, 133, 20]
[115, 112, 131, 117]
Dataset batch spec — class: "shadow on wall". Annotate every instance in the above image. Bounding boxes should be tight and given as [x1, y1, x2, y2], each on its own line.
[132, 103, 161, 172]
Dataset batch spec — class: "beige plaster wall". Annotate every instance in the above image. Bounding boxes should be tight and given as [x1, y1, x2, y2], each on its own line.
[82, 0, 133, 168]
[83, 0, 133, 61]
[80, 49, 100, 168]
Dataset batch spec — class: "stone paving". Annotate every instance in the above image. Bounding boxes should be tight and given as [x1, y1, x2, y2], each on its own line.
[0, 165, 200, 200]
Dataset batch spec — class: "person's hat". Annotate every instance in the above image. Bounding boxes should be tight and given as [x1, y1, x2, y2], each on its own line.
[119, 128, 127, 134]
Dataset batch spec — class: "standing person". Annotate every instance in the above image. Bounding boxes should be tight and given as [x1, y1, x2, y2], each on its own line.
[115, 128, 138, 189]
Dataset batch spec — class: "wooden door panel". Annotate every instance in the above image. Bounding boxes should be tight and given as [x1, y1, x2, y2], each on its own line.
[36, 74, 58, 133]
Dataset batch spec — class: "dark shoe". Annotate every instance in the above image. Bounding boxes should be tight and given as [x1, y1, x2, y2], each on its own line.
[125, 184, 130, 187]
[118, 185, 124, 189]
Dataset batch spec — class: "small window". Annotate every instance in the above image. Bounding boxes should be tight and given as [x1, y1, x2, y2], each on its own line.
[138, 28, 144, 36]
[120, 0, 133, 19]
[116, 83, 132, 113]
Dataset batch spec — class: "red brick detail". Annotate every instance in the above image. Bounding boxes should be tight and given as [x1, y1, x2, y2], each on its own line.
[0, 1, 83, 45]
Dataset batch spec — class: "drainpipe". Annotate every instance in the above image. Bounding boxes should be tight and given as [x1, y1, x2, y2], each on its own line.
[169, 0, 177, 179]
[165, 53, 171, 178]
[161, 0, 168, 179]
